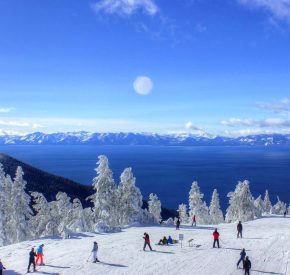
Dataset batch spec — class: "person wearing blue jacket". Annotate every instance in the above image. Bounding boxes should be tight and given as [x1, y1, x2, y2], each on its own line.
[237, 248, 246, 268]
[36, 244, 45, 266]
[168, 236, 173, 245]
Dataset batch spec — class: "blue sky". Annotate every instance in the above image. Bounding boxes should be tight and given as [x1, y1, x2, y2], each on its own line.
[0, 0, 290, 136]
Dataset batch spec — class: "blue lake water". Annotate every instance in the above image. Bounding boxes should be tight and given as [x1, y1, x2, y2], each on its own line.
[0, 145, 289, 210]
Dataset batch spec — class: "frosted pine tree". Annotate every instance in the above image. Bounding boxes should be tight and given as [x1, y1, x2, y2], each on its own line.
[10, 166, 33, 243]
[254, 195, 264, 217]
[148, 193, 162, 223]
[89, 155, 118, 227]
[225, 180, 256, 223]
[209, 189, 224, 224]
[177, 204, 188, 224]
[271, 196, 286, 215]
[118, 168, 143, 226]
[263, 190, 272, 214]
[0, 164, 6, 246]
[188, 181, 210, 224]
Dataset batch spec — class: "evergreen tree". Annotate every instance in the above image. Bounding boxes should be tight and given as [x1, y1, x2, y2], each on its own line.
[148, 193, 162, 223]
[89, 155, 118, 227]
[0, 164, 6, 246]
[225, 180, 256, 223]
[209, 189, 224, 224]
[254, 195, 264, 217]
[118, 167, 143, 226]
[271, 196, 286, 215]
[263, 190, 272, 214]
[177, 204, 188, 224]
[188, 181, 210, 224]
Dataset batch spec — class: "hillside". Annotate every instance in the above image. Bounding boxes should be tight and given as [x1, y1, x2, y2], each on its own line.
[0, 131, 290, 146]
[0, 216, 289, 275]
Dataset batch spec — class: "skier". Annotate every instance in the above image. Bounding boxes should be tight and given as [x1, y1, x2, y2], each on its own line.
[237, 221, 243, 238]
[284, 211, 287, 218]
[0, 259, 6, 275]
[243, 256, 251, 275]
[91, 241, 99, 263]
[212, 228, 220, 248]
[176, 218, 181, 230]
[36, 244, 45, 266]
[192, 215, 196, 227]
[27, 247, 37, 273]
[143, 233, 153, 251]
[237, 248, 246, 268]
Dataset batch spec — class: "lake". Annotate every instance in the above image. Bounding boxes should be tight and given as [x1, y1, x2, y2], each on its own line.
[0, 145, 289, 210]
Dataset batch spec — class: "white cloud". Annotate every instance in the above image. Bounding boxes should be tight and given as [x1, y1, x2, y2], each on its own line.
[133, 76, 153, 95]
[0, 107, 13, 113]
[221, 117, 290, 128]
[185, 121, 201, 131]
[257, 98, 290, 114]
[238, 0, 290, 22]
[93, 0, 159, 16]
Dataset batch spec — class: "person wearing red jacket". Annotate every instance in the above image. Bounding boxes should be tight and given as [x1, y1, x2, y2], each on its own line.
[213, 228, 220, 248]
[143, 233, 153, 251]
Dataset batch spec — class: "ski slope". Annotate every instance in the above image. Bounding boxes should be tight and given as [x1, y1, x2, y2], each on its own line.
[0, 216, 289, 275]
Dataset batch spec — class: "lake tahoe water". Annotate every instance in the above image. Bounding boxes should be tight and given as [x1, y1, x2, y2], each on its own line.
[0, 145, 289, 210]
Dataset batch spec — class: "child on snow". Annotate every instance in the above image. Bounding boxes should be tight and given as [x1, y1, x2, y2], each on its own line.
[212, 228, 220, 248]
[143, 233, 153, 251]
[27, 247, 37, 273]
[0, 259, 6, 275]
[91, 241, 99, 263]
[36, 244, 45, 266]
[237, 248, 246, 268]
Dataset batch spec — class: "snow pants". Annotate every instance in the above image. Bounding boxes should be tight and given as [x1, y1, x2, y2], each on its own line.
[0, 270, 3, 275]
[237, 231, 242, 238]
[237, 257, 244, 267]
[36, 253, 44, 265]
[28, 259, 36, 271]
[192, 222, 196, 227]
[143, 242, 153, 251]
[213, 239, 220, 248]
[244, 269, 250, 275]
[92, 251, 98, 262]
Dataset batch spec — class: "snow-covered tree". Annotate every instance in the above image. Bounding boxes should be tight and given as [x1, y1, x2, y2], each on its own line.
[148, 193, 162, 223]
[254, 195, 264, 217]
[118, 167, 143, 226]
[225, 180, 256, 223]
[31, 192, 55, 237]
[177, 204, 188, 224]
[188, 181, 210, 224]
[209, 189, 224, 224]
[271, 196, 286, 215]
[263, 190, 272, 214]
[0, 164, 7, 246]
[89, 155, 118, 227]
[10, 167, 33, 243]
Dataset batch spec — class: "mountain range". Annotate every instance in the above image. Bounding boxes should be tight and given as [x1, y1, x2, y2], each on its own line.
[0, 131, 290, 146]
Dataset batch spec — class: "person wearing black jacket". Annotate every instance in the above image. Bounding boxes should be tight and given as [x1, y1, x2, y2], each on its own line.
[237, 221, 243, 238]
[176, 218, 181, 230]
[27, 247, 37, 273]
[243, 256, 251, 275]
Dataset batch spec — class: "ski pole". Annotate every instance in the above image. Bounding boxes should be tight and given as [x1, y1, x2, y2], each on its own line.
[86, 252, 92, 262]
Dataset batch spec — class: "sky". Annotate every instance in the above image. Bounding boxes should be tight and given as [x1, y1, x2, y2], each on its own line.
[0, 0, 290, 136]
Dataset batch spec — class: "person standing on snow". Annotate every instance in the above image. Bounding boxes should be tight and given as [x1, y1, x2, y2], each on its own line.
[0, 259, 6, 275]
[284, 211, 287, 218]
[243, 256, 251, 275]
[27, 247, 37, 273]
[237, 221, 243, 238]
[91, 241, 99, 263]
[237, 248, 246, 268]
[192, 215, 196, 227]
[212, 228, 220, 248]
[36, 244, 45, 266]
[176, 218, 181, 230]
[143, 233, 153, 251]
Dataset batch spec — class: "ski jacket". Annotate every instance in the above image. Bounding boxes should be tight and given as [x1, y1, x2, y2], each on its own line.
[213, 232, 219, 240]
[37, 246, 43, 254]
[240, 251, 246, 259]
[243, 259, 251, 269]
[29, 251, 37, 260]
[144, 234, 150, 243]
[193, 216, 196, 222]
[92, 243, 98, 252]
[176, 220, 180, 226]
[237, 223, 243, 232]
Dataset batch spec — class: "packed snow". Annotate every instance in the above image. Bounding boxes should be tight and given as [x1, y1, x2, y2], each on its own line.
[0, 216, 290, 275]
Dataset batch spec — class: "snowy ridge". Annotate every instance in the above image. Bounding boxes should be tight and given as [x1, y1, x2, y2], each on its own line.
[0, 132, 290, 146]
[0, 216, 289, 275]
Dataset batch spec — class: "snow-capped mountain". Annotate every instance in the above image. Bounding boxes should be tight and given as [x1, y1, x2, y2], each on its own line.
[0, 132, 290, 146]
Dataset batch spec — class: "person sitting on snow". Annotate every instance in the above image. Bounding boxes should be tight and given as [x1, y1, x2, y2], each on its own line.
[162, 236, 168, 245]
[168, 236, 173, 245]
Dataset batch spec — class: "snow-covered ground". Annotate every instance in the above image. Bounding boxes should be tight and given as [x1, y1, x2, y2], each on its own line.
[1, 216, 289, 275]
